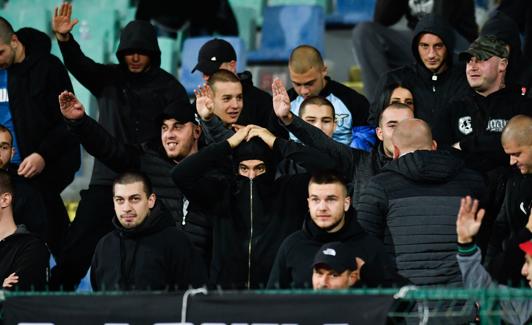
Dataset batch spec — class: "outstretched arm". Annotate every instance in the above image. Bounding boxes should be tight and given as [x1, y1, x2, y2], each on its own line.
[59, 91, 142, 172]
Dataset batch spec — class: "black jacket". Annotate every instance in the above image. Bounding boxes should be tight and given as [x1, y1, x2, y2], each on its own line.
[373, 0, 478, 43]
[435, 87, 532, 173]
[266, 210, 403, 289]
[58, 20, 191, 185]
[357, 150, 486, 286]
[369, 15, 471, 129]
[288, 77, 369, 146]
[486, 173, 532, 286]
[284, 114, 391, 207]
[67, 114, 212, 264]
[7, 28, 79, 192]
[0, 225, 49, 291]
[90, 202, 207, 291]
[171, 138, 337, 289]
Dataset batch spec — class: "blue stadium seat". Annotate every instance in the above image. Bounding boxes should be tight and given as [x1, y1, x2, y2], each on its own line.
[247, 5, 325, 64]
[325, 0, 375, 28]
[179, 36, 247, 95]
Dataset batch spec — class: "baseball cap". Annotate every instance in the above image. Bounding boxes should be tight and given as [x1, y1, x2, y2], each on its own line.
[459, 35, 509, 61]
[312, 241, 357, 273]
[155, 101, 197, 126]
[519, 239, 532, 256]
[192, 38, 237, 75]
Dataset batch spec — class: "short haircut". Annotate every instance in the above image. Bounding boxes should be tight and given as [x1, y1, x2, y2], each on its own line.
[113, 171, 153, 196]
[392, 118, 433, 152]
[300, 95, 335, 118]
[501, 114, 532, 146]
[207, 69, 241, 92]
[309, 170, 348, 196]
[289, 45, 324, 74]
[0, 124, 13, 144]
[0, 169, 14, 195]
[0, 17, 14, 43]
[378, 102, 414, 127]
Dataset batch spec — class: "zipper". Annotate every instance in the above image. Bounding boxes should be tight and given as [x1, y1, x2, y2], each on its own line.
[432, 74, 437, 92]
[247, 178, 254, 289]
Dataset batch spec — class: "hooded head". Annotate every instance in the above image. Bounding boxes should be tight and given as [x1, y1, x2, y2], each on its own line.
[233, 137, 273, 180]
[411, 15, 455, 72]
[116, 20, 161, 70]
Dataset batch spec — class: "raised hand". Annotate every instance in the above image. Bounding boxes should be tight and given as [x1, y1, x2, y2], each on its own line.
[246, 125, 276, 149]
[456, 196, 485, 244]
[53, 2, 78, 41]
[194, 84, 215, 121]
[227, 125, 252, 149]
[59, 91, 85, 120]
[272, 78, 292, 125]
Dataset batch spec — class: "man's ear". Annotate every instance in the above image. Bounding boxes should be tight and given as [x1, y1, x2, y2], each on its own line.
[499, 58, 508, 73]
[148, 193, 156, 208]
[0, 192, 12, 208]
[376, 127, 383, 141]
[193, 124, 202, 140]
[348, 269, 360, 287]
[432, 139, 438, 151]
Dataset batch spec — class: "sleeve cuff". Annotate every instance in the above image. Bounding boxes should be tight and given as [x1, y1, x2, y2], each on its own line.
[457, 242, 478, 256]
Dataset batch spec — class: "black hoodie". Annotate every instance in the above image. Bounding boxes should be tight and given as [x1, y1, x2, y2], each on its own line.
[357, 150, 485, 286]
[90, 202, 207, 291]
[369, 15, 471, 129]
[7, 28, 79, 192]
[58, 20, 191, 186]
[266, 210, 404, 288]
[0, 225, 49, 291]
[171, 138, 338, 289]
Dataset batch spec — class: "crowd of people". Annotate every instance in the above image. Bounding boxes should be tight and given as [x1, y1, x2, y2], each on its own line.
[0, 0, 531, 323]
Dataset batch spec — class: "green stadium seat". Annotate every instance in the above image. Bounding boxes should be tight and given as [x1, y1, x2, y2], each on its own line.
[268, 0, 331, 13]
[232, 6, 257, 50]
[158, 36, 178, 76]
[0, 6, 51, 33]
[229, 0, 265, 27]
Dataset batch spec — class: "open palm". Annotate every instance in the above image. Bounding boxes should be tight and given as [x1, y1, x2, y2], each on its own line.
[456, 196, 485, 243]
[52, 3, 78, 35]
[272, 78, 291, 119]
[59, 91, 85, 120]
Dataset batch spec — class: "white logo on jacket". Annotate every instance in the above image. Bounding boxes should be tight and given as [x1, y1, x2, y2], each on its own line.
[458, 116, 473, 135]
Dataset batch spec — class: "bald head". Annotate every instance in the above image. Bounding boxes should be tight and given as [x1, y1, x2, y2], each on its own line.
[501, 115, 532, 147]
[392, 119, 435, 158]
[288, 45, 324, 74]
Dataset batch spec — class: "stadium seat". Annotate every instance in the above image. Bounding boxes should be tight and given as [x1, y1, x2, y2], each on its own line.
[179, 36, 247, 95]
[229, 0, 265, 27]
[232, 6, 257, 50]
[268, 0, 331, 13]
[247, 5, 325, 64]
[325, 0, 375, 28]
[0, 5, 50, 33]
[158, 36, 179, 76]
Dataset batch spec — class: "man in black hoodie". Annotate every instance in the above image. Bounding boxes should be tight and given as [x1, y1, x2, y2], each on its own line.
[0, 170, 49, 291]
[90, 171, 206, 291]
[267, 171, 402, 289]
[51, 3, 192, 290]
[0, 17, 79, 258]
[353, 0, 477, 98]
[368, 14, 471, 131]
[357, 118, 485, 286]
[171, 124, 338, 289]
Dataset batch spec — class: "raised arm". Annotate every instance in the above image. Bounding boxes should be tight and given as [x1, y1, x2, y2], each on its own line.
[53, 2, 111, 95]
[59, 91, 142, 172]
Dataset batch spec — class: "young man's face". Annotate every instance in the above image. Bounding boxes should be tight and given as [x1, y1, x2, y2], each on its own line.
[0, 38, 17, 69]
[0, 130, 14, 169]
[212, 81, 243, 125]
[466, 56, 506, 95]
[238, 159, 266, 179]
[301, 104, 336, 138]
[308, 182, 350, 233]
[113, 181, 155, 229]
[522, 254, 532, 288]
[161, 119, 200, 161]
[502, 139, 532, 174]
[417, 33, 447, 73]
[124, 53, 151, 73]
[312, 266, 357, 289]
[289, 66, 327, 98]
[376, 108, 414, 157]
